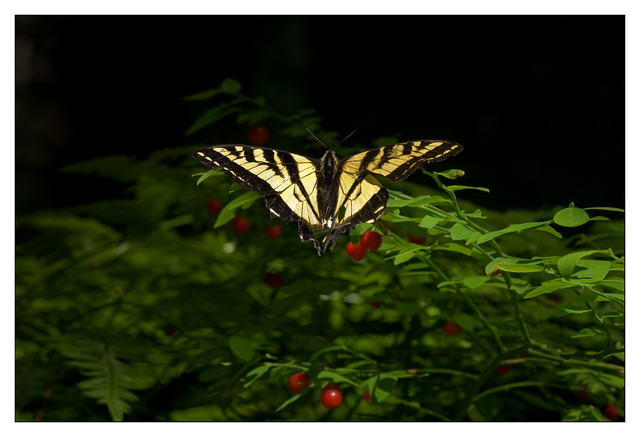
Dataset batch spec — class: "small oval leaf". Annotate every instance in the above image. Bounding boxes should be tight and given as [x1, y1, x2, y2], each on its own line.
[554, 207, 589, 227]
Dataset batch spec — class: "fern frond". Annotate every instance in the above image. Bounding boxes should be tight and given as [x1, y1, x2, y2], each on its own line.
[55, 335, 155, 421]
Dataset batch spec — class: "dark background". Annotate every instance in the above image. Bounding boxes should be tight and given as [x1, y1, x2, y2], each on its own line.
[15, 15, 625, 215]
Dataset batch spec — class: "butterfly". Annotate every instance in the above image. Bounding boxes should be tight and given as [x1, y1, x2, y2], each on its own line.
[193, 139, 463, 255]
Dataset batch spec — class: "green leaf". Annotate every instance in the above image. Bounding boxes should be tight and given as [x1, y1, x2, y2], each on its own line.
[195, 168, 223, 185]
[437, 169, 465, 179]
[366, 375, 398, 403]
[484, 257, 519, 275]
[387, 248, 421, 265]
[602, 311, 624, 319]
[477, 221, 557, 244]
[316, 371, 359, 387]
[563, 405, 609, 421]
[418, 215, 442, 228]
[244, 365, 269, 387]
[450, 223, 474, 240]
[557, 305, 592, 317]
[554, 207, 589, 227]
[571, 328, 596, 338]
[557, 250, 609, 278]
[387, 195, 447, 208]
[583, 207, 624, 212]
[431, 243, 474, 256]
[447, 185, 490, 193]
[183, 88, 220, 101]
[598, 373, 625, 389]
[228, 336, 254, 361]
[525, 281, 576, 299]
[464, 276, 490, 289]
[220, 77, 242, 93]
[275, 393, 303, 412]
[599, 278, 624, 291]
[575, 259, 611, 281]
[214, 191, 263, 228]
[570, 293, 598, 304]
[495, 263, 544, 273]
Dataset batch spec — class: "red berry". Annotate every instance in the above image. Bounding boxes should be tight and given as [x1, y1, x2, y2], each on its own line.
[494, 364, 511, 375]
[408, 235, 426, 245]
[577, 391, 591, 401]
[363, 390, 371, 403]
[266, 225, 282, 240]
[371, 300, 383, 309]
[288, 373, 310, 394]
[603, 402, 619, 421]
[346, 241, 367, 261]
[248, 124, 269, 146]
[264, 272, 284, 289]
[206, 199, 222, 215]
[321, 383, 343, 410]
[443, 322, 461, 336]
[232, 216, 251, 234]
[360, 230, 382, 251]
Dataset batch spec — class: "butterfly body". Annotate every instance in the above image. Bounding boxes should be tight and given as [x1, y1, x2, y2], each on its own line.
[193, 139, 463, 255]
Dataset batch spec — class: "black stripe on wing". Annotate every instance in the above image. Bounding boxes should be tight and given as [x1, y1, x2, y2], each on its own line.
[341, 140, 463, 182]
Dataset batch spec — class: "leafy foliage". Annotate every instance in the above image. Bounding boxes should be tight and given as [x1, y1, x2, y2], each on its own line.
[16, 79, 624, 421]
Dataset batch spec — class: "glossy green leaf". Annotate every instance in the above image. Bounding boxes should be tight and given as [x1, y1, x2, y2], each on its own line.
[484, 257, 519, 275]
[553, 207, 589, 227]
[570, 293, 597, 304]
[194, 168, 222, 185]
[447, 185, 490, 193]
[583, 207, 624, 212]
[450, 223, 474, 240]
[464, 276, 490, 289]
[432, 243, 474, 256]
[495, 263, 544, 273]
[557, 305, 592, 317]
[418, 215, 441, 228]
[574, 260, 611, 281]
[557, 250, 608, 278]
[387, 195, 447, 208]
[477, 222, 557, 244]
[524, 282, 576, 299]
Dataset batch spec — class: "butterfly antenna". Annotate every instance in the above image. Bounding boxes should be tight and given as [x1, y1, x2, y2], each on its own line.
[304, 124, 330, 150]
[338, 125, 359, 145]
